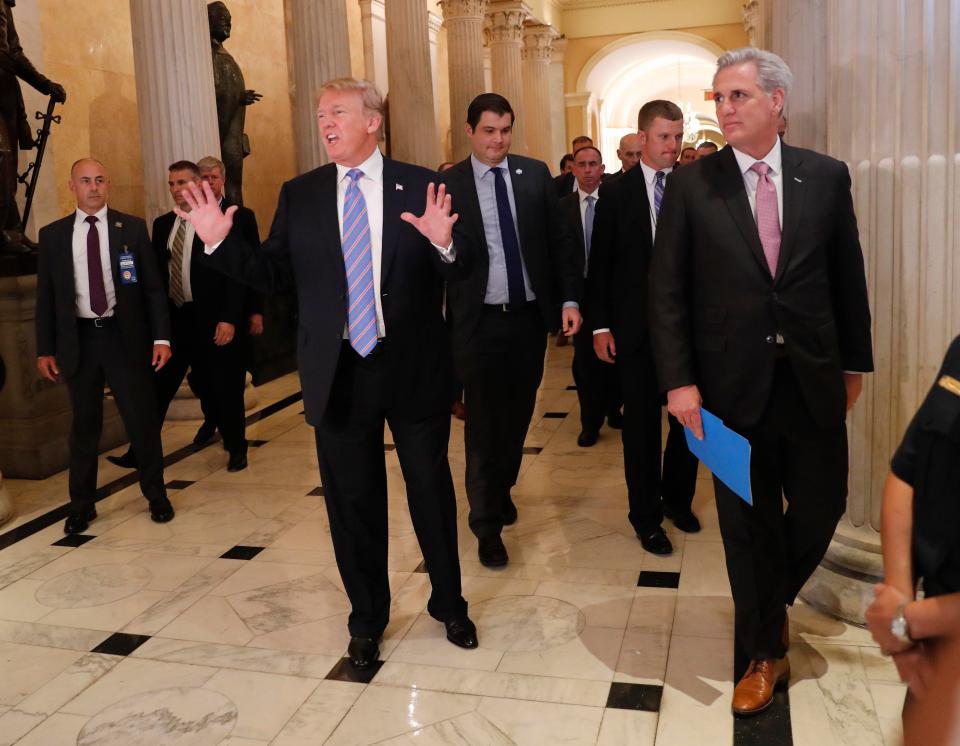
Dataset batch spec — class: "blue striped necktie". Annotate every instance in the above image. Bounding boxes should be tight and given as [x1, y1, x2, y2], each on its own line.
[654, 171, 666, 217]
[342, 168, 378, 357]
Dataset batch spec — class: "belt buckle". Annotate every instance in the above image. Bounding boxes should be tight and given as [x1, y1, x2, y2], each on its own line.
[501, 303, 510, 312]
[94, 317, 105, 328]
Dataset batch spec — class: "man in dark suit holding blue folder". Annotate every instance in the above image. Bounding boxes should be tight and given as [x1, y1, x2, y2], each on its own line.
[650, 48, 873, 715]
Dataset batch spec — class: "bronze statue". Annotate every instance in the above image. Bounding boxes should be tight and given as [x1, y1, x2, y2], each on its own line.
[0, 0, 65, 254]
[208, 1, 260, 206]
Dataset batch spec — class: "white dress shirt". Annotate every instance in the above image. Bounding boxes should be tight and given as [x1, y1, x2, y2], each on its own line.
[72, 205, 116, 318]
[166, 214, 196, 303]
[731, 137, 784, 225]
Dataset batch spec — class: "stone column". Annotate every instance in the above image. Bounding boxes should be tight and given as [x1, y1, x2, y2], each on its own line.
[483, 1, 529, 154]
[521, 22, 556, 167]
[285, 0, 352, 172]
[129, 0, 222, 224]
[384, 0, 440, 167]
[0, 471, 11, 526]
[358, 0, 389, 95]
[549, 36, 568, 175]
[439, 0, 488, 161]
[771, 0, 960, 624]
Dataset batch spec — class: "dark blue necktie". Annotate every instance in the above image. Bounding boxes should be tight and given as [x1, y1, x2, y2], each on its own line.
[654, 171, 665, 217]
[492, 166, 526, 308]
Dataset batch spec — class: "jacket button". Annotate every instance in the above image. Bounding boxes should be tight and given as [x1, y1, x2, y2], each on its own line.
[765, 335, 775, 344]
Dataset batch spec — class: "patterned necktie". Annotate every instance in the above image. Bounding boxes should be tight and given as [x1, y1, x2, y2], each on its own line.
[342, 168, 378, 357]
[491, 166, 526, 308]
[750, 161, 781, 276]
[654, 171, 665, 217]
[169, 219, 187, 307]
[583, 195, 595, 276]
[85, 215, 108, 316]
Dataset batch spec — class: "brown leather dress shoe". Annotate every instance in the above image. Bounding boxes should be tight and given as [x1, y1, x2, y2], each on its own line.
[732, 657, 790, 716]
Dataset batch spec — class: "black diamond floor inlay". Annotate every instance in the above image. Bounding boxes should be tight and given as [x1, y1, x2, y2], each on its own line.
[413, 560, 427, 573]
[52, 534, 96, 548]
[733, 687, 792, 745]
[384, 443, 396, 451]
[637, 571, 680, 589]
[164, 480, 195, 490]
[91, 632, 151, 657]
[220, 545, 265, 560]
[248, 439, 268, 448]
[307, 486, 325, 496]
[522, 446, 543, 455]
[325, 657, 383, 684]
[566, 385, 577, 390]
[606, 682, 663, 712]
[543, 412, 568, 418]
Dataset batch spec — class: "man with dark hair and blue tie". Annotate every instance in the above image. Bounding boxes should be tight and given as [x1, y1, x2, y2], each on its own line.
[440, 93, 583, 568]
[174, 77, 477, 670]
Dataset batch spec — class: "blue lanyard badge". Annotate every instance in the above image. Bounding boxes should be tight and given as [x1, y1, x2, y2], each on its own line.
[118, 248, 138, 284]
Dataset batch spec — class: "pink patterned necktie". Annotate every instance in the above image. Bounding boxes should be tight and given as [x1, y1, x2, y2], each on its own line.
[750, 161, 781, 276]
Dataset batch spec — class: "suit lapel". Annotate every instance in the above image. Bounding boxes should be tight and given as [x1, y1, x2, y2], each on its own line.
[451, 158, 487, 260]
[380, 157, 402, 288]
[105, 209, 123, 288]
[506, 155, 531, 264]
[717, 148, 770, 280]
[776, 144, 805, 285]
[317, 166, 343, 269]
[60, 215, 78, 293]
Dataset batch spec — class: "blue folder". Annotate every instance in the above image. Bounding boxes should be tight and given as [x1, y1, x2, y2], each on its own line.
[683, 408, 753, 505]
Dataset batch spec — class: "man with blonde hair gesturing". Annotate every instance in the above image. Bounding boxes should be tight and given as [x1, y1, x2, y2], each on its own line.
[177, 78, 477, 669]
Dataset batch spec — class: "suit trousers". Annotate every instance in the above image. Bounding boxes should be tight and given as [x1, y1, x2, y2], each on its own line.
[314, 342, 467, 639]
[457, 304, 546, 539]
[713, 357, 848, 680]
[662, 413, 699, 509]
[155, 303, 247, 454]
[65, 322, 166, 511]
[617, 345, 667, 534]
[572, 327, 622, 434]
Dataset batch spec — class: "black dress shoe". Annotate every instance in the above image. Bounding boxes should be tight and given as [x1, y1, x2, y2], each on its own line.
[445, 617, 478, 649]
[106, 449, 138, 469]
[577, 430, 598, 447]
[193, 420, 217, 445]
[637, 526, 673, 555]
[64, 506, 97, 535]
[663, 505, 701, 533]
[347, 636, 380, 669]
[227, 451, 248, 472]
[478, 536, 508, 567]
[149, 498, 175, 523]
[501, 499, 518, 526]
[607, 412, 623, 429]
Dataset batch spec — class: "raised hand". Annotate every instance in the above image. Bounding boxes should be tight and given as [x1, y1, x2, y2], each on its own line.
[175, 181, 236, 248]
[400, 182, 458, 249]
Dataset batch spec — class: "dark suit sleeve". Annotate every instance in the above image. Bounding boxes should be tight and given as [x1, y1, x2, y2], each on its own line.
[238, 208, 264, 316]
[584, 181, 616, 331]
[828, 163, 874, 373]
[133, 219, 170, 342]
[438, 172, 477, 282]
[35, 225, 57, 357]
[199, 183, 294, 295]
[541, 165, 582, 305]
[649, 173, 696, 392]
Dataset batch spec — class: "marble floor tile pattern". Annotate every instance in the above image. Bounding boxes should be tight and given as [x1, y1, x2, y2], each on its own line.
[0, 347, 905, 745]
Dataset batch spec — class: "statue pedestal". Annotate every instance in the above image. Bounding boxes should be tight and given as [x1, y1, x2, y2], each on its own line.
[166, 372, 259, 420]
[0, 273, 126, 479]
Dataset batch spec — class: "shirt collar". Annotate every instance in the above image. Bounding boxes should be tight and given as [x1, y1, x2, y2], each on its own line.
[639, 160, 673, 186]
[732, 137, 782, 176]
[471, 153, 508, 179]
[577, 186, 600, 201]
[74, 204, 109, 225]
[336, 147, 384, 185]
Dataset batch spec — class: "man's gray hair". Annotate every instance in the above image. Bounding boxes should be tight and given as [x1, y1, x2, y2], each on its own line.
[714, 47, 793, 100]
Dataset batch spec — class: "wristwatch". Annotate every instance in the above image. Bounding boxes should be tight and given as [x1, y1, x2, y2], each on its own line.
[890, 602, 914, 645]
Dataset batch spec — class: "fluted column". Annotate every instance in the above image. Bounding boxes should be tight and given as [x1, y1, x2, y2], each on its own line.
[285, 0, 352, 172]
[521, 22, 556, 166]
[771, 0, 960, 624]
[385, 0, 440, 167]
[549, 36, 567, 175]
[439, 0, 488, 160]
[358, 0, 388, 95]
[483, 1, 529, 154]
[129, 0, 221, 224]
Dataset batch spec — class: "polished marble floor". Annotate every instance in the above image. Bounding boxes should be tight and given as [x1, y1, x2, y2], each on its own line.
[0, 344, 905, 745]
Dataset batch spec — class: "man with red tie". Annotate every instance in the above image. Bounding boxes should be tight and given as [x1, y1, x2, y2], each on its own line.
[650, 48, 873, 715]
[35, 158, 174, 534]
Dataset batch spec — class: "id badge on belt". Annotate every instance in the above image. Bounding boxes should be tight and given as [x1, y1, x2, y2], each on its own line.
[119, 247, 138, 284]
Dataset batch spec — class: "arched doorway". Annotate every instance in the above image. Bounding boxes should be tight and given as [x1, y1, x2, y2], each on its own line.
[576, 32, 726, 170]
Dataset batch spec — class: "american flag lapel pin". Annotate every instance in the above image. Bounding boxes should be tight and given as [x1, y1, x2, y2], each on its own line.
[396, 183, 403, 191]
[114, 221, 123, 228]
[515, 168, 523, 175]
